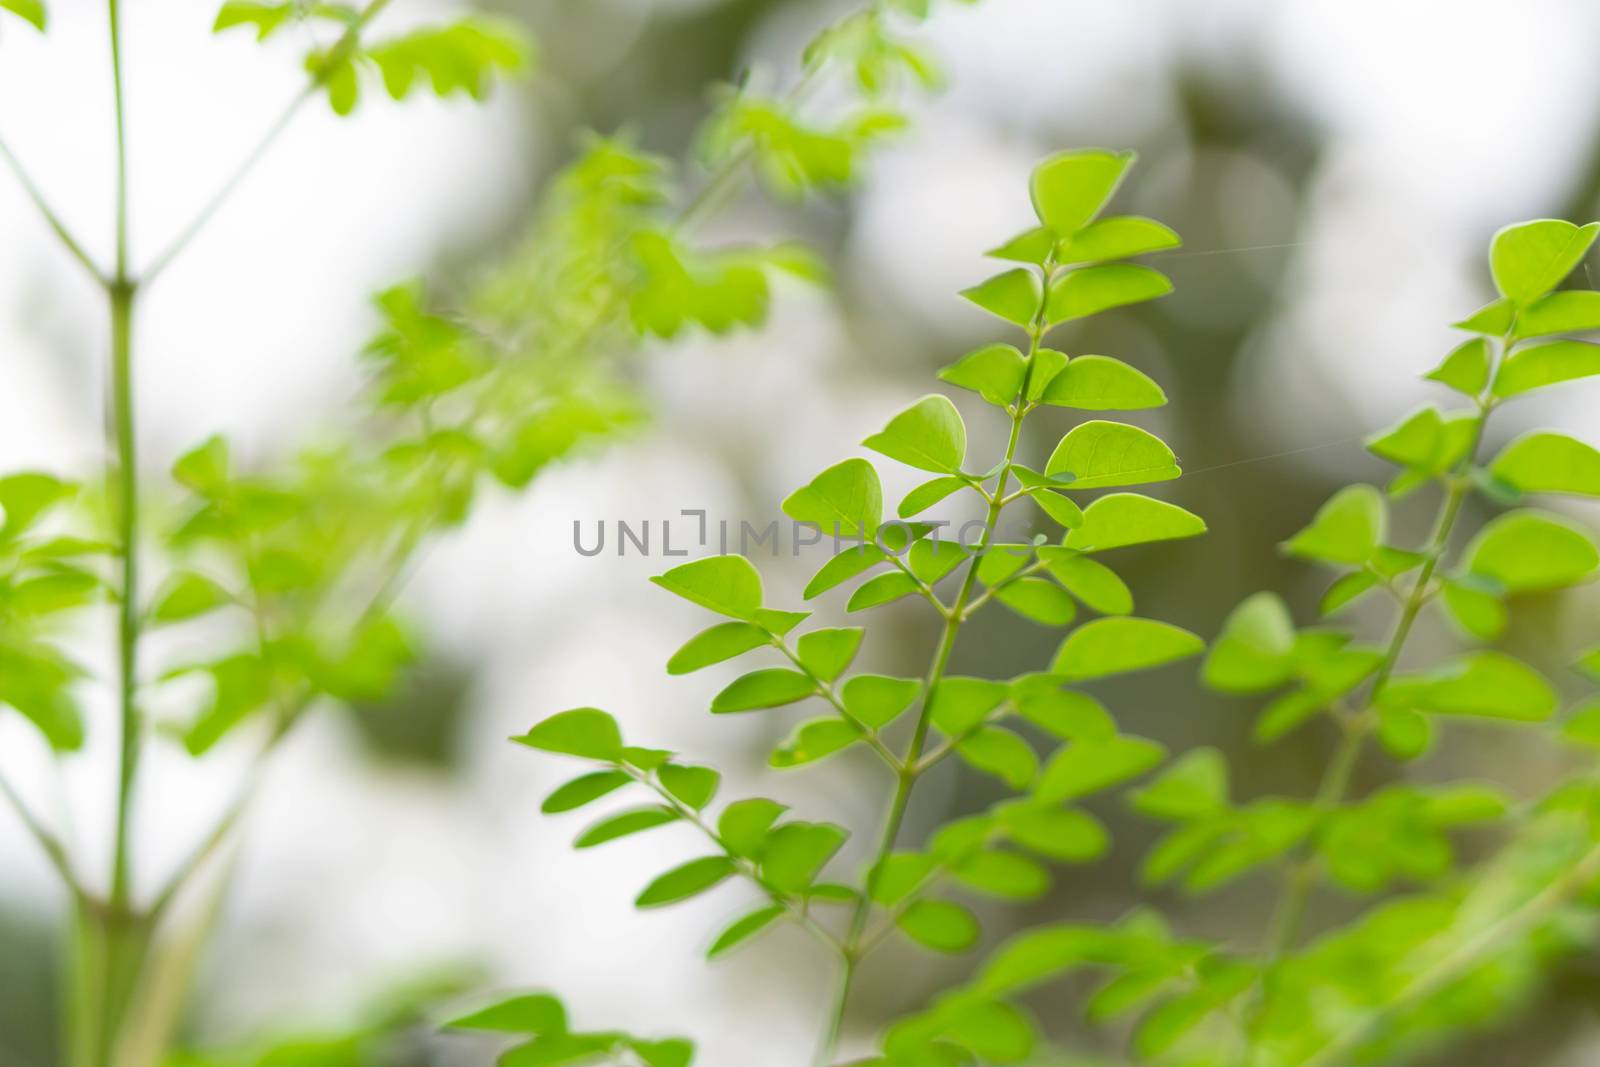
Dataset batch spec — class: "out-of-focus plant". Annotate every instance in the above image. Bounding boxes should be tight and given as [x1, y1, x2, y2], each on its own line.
[0, 1, 972, 1065]
[495, 149, 1206, 1066]
[907, 223, 1600, 1066]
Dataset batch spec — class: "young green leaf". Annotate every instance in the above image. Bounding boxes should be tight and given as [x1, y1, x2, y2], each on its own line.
[1063, 493, 1206, 552]
[760, 821, 847, 892]
[1035, 735, 1166, 803]
[1516, 289, 1600, 338]
[1463, 510, 1600, 592]
[897, 898, 981, 953]
[1045, 264, 1172, 325]
[1488, 432, 1600, 497]
[1055, 216, 1180, 264]
[1202, 592, 1295, 694]
[515, 708, 624, 761]
[847, 571, 921, 611]
[1424, 338, 1491, 396]
[445, 993, 568, 1034]
[1044, 421, 1179, 488]
[707, 905, 785, 958]
[717, 798, 787, 857]
[956, 727, 1039, 789]
[939, 344, 1027, 406]
[658, 764, 720, 809]
[1489, 219, 1599, 304]
[1038, 355, 1166, 410]
[574, 806, 682, 848]
[635, 856, 734, 908]
[667, 622, 770, 675]
[1051, 618, 1204, 681]
[782, 458, 883, 538]
[1130, 748, 1228, 821]
[960, 269, 1042, 327]
[1493, 340, 1600, 397]
[796, 627, 864, 682]
[841, 674, 921, 728]
[804, 545, 888, 599]
[995, 577, 1077, 626]
[1383, 651, 1558, 721]
[862, 394, 968, 473]
[710, 668, 816, 713]
[770, 718, 863, 768]
[950, 850, 1050, 898]
[1283, 485, 1386, 565]
[929, 676, 1009, 734]
[1029, 149, 1132, 235]
[1039, 554, 1132, 615]
[1, 0, 46, 31]
[542, 771, 631, 814]
[651, 555, 764, 620]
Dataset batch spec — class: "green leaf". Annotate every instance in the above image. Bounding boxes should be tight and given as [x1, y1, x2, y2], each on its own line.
[1063, 493, 1206, 552]
[574, 806, 681, 848]
[1516, 289, 1600, 338]
[1321, 571, 1381, 615]
[666, 622, 770, 675]
[1, 0, 45, 31]
[711, 668, 816, 713]
[870, 852, 938, 906]
[863, 395, 968, 474]
[1051, 618, 1204, 681]
[1056, 216, 1180, 264]
[929, 676, 1009, 734]
[542, 771, 631, 813]
[1383, 651, 1558, 722]
[1440, 578, 1507, 640]
[940, 344, 1027, 406]
[445, 993, 567, 1034]
[707, 905, 785, 958]
[1493, 340, 1600, 397]
[1464, 510, 1599, 592]
[1039, 355, 1166, 410]
[997, 804, 1108, 861]
[770, 718, 862, 768]
[717, 798, 786, 857]
[1036, 735, 1166, 803]
[172, 435, 230, 495]
[951, 850, 1050, 899]
[956, 727, 1039, 789]
[908, 539, 968, 584]
[1489, 219, 1599, 304]
[1377, 706, 1434, 760]
[796, 627, 864, 682]
[1489, 432, 1600, 497]
[1044, 421, 1179, 488]
[658, 764, 720, 809]
[0, 473, 73, 539]
[1045, 264, 1172, 325]
[841, 674, 921, 728]
[1040, 554, 1131, 615]
[899, 476, 970, 518]
[782, 458, 883, 538]
[1455, 297, 1514, 335]
[804, 545, 888, 599]
[635, 856, 734, 908]
[1203, 593, 1295, 693]
[897, 899, 980, 953]
[1283, 485, 1385, 565]
[365, 18, 530, 103]
[1014, 687, 1116, 741]
[1026, 348, 1069, 401]
[1562, 698, 1600, 750]
[847, 572, 921, 611]
[760, 821, 847, 892]
[995, 578, 1076, 626]
[1424, 338, 1491, 396]
[1028, 488, 1085, 529]
[986, 225, 1057, 265]
[1130, 748, 1228, 820]
[1579, 648, 1600, 683]
[514, 708, 623, 762]
[651, 556, 763, 620]
[960, 268, 1042, 327]
[1030, 149, 1132, 234]
[148, 571, 231, 623]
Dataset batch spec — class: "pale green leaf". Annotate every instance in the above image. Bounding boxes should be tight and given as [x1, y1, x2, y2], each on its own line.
[782, 458, 883, 538]
[1030, 149, 1133, 234]
[1493, 340, 1600, 397]
[515, 708, 623, 761]
[1489, 219, 1599, 304]
[796, 627, 864, 682]
[939, 344, 1027, 406]
[1051, 617, 1204, 681]
[1489, 432, 1600, 497]
[1464, 510, 1599, 592]
[897, 898, 980, 953]
[651, 556, 763, 620]
[960, 269, 1042, 327]
[1056, 216, 1180, 264]
[1283, 485, 1385, 565]
[1045, 264, 1171, 325]
[711, 668, 816, 713]
[1063, 493, 1206, 552]
[1044, 421, 1179, 488]
[635, 856, 734, 908]
[1039, 355, 1166, 410]
[541, 771, 630, 813]
[666, 622, 769, 675]
[863, 395, 968, 473]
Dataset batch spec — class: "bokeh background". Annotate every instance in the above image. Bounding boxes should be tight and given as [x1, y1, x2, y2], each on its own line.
[2, 0, 1600, 1064]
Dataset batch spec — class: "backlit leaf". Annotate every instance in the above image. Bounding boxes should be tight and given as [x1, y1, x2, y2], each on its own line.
[1489, 432, 1600, 497]
[1044, 421, 1179, 488]
[651, 556, 763, 620]
[1052, 618, 1204, 681]
[863, 395, 968, 474]
[515, 708, 624, 761]
[1039, 355, 1166, 410]
[1489, 219, 1599, 304]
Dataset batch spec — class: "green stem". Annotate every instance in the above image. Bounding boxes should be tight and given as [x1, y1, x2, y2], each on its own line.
[813, 296, 1041, 1065]
[1247, 332, 1508, 1051]
[0, 134, 107, 282]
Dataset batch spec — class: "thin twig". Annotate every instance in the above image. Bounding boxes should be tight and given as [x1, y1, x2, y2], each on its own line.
[0, 133, 107, 284]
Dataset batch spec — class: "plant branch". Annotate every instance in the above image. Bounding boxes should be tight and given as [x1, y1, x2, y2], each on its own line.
[1299, 839, 1600, 1067]
[0, 768, 86, 900]
[140, 0, 394, 284]
[0, 134, 107, 284]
